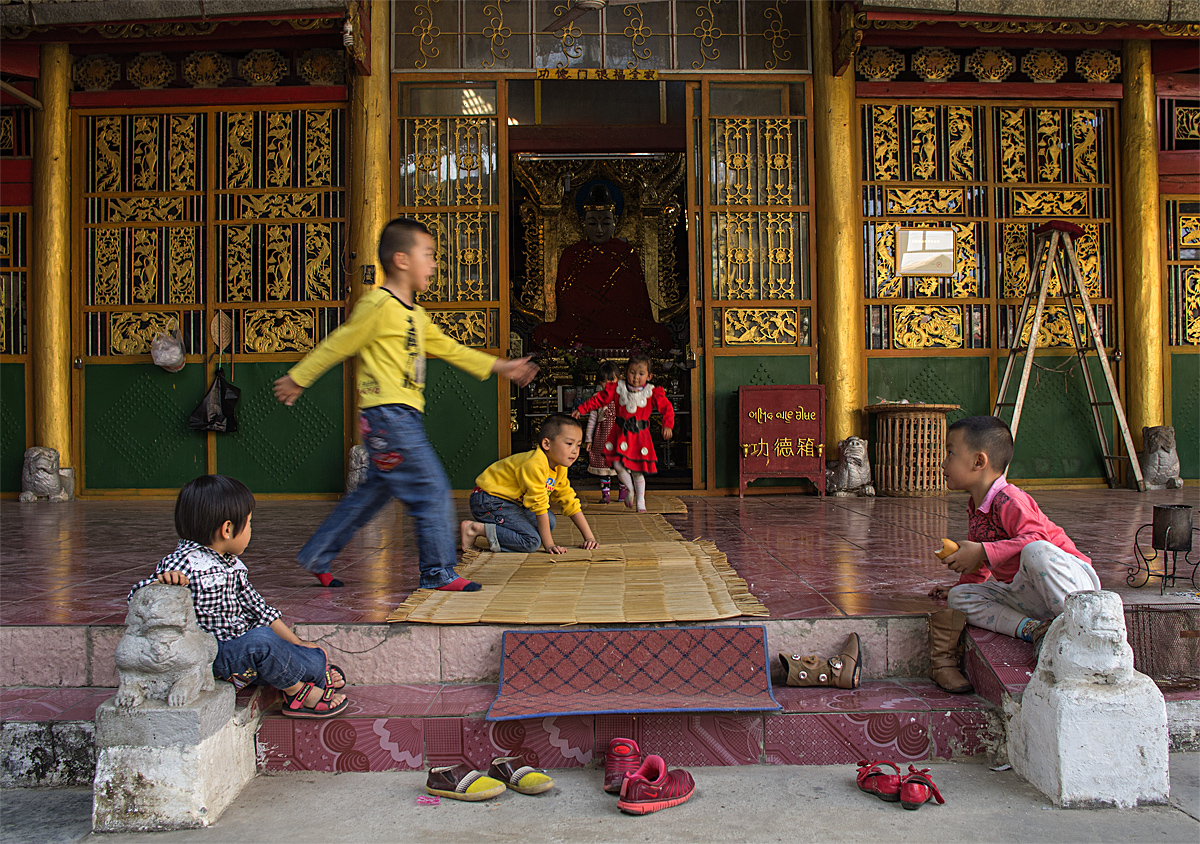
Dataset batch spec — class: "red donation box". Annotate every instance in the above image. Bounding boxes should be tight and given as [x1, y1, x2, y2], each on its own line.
[737, 385, 826, 498]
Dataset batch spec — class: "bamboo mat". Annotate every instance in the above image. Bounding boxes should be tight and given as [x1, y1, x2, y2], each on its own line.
[386, 540, 768, 625]
[581, 496, 688, 515]
[551, 513, 684, 544]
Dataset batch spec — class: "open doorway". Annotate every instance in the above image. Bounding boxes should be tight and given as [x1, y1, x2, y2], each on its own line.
[507, 80, 694, 487]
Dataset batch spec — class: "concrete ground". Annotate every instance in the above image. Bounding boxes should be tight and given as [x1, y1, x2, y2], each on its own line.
[2, 756, 1197, 844]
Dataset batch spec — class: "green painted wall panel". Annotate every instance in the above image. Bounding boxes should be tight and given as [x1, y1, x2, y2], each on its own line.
[1172, 353, 1199, 479]
[713, 355, 809, 489]
[0, 362, 26, 492]
[424, 359, 499, 489]
[84, 364, 207, 489]
[214, 362, 345, 494]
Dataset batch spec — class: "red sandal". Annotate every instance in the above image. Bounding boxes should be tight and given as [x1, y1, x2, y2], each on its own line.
[900, 765, 945, 810]
[280, 682, 348, 719]
[856, 759, 901, 802]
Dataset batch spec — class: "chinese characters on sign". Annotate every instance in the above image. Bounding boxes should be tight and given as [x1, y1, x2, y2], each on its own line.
[534, 68, 659, 81]
[738, 385, 826, 497]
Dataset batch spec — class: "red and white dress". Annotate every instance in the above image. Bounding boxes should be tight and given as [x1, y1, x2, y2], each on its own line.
[585, 401, 617, 478]
[576, 380, 675, 475]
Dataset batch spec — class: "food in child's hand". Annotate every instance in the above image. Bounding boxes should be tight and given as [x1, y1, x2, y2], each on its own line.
[935, 538, 959, 560]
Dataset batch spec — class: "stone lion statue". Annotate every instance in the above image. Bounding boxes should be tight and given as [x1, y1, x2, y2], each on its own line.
[1132, 426, 1183, 491]
[347, 444, 370, 492]
[825, 436, 875, 497]
[18, 446, 72, 502]
[1035, 590, 1133, 686]
[114, 584, 218, 709]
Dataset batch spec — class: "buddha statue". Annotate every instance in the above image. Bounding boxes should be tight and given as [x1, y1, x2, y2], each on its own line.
[533, 184, 671, 352]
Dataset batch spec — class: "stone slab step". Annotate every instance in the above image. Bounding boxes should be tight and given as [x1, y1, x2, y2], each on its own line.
[256, 680, 1003, 773]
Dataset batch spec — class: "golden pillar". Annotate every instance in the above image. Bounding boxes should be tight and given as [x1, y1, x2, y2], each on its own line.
[348, 1, 390, 298]
[30, 43, 72, 462]
[812, 0, 863, 449]
[1119, 40, 1164, 449]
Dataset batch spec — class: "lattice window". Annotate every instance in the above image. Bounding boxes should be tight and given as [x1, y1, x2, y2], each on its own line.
[0, 210, 28, 356]
[81, 107, 346, 358]
[392, 0, 811, 73]
[1158, 98, 1200, 153]
[398, 85, 501, 346]
[860, 102, 1117, 351]
[1165, 199, 1200, 347]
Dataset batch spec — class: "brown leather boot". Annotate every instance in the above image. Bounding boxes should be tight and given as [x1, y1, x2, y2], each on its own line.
[928, 609, 973, 694]
[779, 633, 862, 689]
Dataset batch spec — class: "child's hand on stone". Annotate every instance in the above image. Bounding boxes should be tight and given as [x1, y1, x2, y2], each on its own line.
[943, 540, 986, 574]
[157, 570, 189, 586]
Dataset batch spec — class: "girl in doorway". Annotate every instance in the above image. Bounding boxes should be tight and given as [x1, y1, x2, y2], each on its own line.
[573, 354, 675, 513]
[584, 361, 621, 504]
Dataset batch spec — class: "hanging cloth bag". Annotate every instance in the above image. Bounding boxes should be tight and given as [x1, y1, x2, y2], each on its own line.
[189, 367, 241, 433]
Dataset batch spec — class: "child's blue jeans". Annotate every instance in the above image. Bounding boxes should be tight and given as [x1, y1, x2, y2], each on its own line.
[212, 626, 327, 690]
[469, 489, 556, 553]
[297, 404, 461, 589]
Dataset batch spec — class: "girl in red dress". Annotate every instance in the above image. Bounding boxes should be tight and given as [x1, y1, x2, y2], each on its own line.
[573, 355, 675, 512]
[584, 361, 621, 504]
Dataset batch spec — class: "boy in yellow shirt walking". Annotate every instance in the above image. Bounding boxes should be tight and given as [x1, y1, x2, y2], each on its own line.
[461, 415, 600, 554]
[274, 218, 537, 591]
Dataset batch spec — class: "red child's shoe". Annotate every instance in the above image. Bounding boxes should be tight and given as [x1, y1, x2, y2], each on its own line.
[604, 737, 641, 794]
[617, 754, 695, 815]
[899, 765, 945, 810]
[856, 759, 901, 802]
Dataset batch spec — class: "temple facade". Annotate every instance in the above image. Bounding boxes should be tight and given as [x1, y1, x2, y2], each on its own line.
[0, 0, 1195, 496]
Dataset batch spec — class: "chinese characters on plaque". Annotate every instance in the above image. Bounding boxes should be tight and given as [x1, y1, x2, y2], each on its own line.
[738, 385, 826, 498]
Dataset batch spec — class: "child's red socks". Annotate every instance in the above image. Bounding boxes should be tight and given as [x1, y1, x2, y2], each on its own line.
[436, 577, 482, 592]
[315, 573, 344, 587]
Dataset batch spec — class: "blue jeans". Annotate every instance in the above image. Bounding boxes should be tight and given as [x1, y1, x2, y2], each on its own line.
[469, 489, 555, 553]
[212, 627, 327, 691]
[297, 404, 460, 589]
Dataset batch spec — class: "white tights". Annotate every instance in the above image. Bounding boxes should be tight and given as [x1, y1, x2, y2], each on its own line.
[612, 462, 648, 510]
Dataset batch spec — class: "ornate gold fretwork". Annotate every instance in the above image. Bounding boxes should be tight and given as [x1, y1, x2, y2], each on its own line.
[127, 53, 174, 89]
[1071, 109, 1098, 183]
[79, 22, 219, 39]
[1012, 189, 1088, 217]
[132, 228, 158, 303]
[886, 188, 964, 215]
[872, 105, 899, 181]
[429, 309, 489, 347]
[239, 50, 287, 86]
[169, 227, 195, 303]
[1003, 223, 1102, 299]
[716, 211, 795, 300]
[1019, 305, 1080, 348]
[893, 305, 962, 349]
[872, 222, 977, 299]
[304, 223, 332, 301]
[244, 309, 315, 353]
[109, 311, 175, 355]
[999, 108, 1026, 182]
[225, 226, 252, 302]
[226, 112, 253, 189]
[169, 115, 197, 191]
[106, 197, 187, 223]
[265, 225, 293, 299]
[72, 55, 119, 91]
[714, 118, 796, 205]
[874, 223, 901, 298]
[1002, 223, 1030, 299]
[691, 0, 722, 70]
[94, 117, 121, 191]
[132, 116, 159, 191]
[911, 47, 958, 82]
[183, 52, 231, 87]
[483, 3, 512, 69]
[947, 107, 974, 181]
[266, 111, 293, 188]
[724, 308, 796, 345]
[1021, 49, 1067, 83]
[1037, 109, 1062, 182]
[1076, 49, 1120, 83]
[0, 116, 12, 154]
[1180, 216, 1200, 248]
[1177, 108, 1200, 141]
[966, 48, 1014, 83]
[1184, 267, 1200, 345]
[911, 107, 937, 179]
[762, 1, 792, 71]
[858, 47, 903, 82]
[93, 229, 120, 304]
[240, 193, 322, 219]
[413, 2, 442, 69]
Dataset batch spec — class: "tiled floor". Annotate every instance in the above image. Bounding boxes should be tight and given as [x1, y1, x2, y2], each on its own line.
[0, 487, 1195, 626]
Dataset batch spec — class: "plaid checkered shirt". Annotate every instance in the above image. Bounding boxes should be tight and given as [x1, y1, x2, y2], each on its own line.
[128, 540, 281, 642]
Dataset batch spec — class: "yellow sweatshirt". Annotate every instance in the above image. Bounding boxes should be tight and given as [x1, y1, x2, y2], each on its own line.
[474, 448, 582, 518]
[287, 288, 495, 413]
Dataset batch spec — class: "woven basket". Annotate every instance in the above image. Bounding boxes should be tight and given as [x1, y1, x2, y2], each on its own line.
[866, 404, 960, 496]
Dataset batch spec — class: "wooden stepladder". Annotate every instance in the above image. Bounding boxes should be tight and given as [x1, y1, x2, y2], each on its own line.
[993, 220, 1144, 491]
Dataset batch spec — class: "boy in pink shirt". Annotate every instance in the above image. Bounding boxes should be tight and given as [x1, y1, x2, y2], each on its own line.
[930, 416, 1100, 693]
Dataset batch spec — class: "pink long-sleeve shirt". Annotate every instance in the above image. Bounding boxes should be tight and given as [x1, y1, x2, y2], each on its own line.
[958, 477, 1091, 585]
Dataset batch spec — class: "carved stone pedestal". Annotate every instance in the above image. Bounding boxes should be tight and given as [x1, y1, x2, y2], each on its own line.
[92, 684, 256, 832]
[1009, 591, 1169, 808]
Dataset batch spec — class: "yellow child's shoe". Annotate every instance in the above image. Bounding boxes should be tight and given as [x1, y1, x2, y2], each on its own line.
[489, 755, 556, 795]
[425, 764, 507, 801]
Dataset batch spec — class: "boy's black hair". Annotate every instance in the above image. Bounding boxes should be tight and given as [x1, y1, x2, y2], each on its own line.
[948, 416, 1014, 473]
[626, 353, 653, 374]
[377, 217, 431, 272]
[175, 475, 256, 546]
[596, 360, 620, 385]
[539, 414, 582, 444]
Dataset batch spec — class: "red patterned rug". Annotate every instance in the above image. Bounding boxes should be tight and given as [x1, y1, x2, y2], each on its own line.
[486, 625, 780, 721]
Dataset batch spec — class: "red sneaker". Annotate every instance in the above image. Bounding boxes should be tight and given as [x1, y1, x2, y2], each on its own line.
[617, 754, 695, 815]
[603, 737, 641, 794]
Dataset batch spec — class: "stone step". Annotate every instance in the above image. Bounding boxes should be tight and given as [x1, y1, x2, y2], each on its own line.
[256, 680, 1003, 774]
[0, 615, 932, 689]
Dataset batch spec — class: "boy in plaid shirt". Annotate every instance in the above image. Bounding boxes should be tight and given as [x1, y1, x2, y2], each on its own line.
[128, 475, 349, 719]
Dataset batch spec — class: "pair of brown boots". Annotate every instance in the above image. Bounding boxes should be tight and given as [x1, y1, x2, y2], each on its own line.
[929, 609, 972, 694]
[779, 633, 862, 689]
